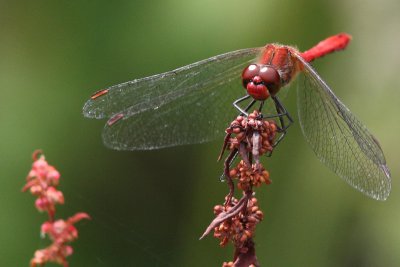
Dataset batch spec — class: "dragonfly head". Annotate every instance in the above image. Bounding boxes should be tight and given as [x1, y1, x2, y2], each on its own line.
[242, 64, 280, 100]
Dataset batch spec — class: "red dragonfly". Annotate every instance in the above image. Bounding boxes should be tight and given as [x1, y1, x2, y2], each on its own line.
[83, 33, 391, 200]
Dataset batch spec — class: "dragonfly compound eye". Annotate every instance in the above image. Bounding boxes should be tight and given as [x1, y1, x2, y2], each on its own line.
[242, 64, 260, 88]
[242, 64, 280, 100]
[258, 66, 280, 95]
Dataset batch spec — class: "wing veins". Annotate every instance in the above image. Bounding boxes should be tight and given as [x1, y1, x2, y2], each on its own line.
[295, 53, 390, 200]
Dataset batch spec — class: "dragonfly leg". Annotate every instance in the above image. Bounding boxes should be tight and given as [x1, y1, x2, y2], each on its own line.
[233, 95, 257, 116]
[263, 96, 293, 156]
[256, 101, 265, 119]
[224, 149, 238, 207]
[258, 101, 265, 113]
[245, 99, 257, 113]
[272, 95, 293, 145]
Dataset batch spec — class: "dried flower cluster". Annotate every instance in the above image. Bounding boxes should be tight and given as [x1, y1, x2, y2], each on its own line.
[202, 110, 278, 267]
[22, 150, 90, 267]
[224, 112, 277, 156]
[213, 196, 263, 250]
[230, 161, 271, 191]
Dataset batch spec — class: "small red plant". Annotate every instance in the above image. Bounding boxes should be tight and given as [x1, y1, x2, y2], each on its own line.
[22, 150, 90, 267]
[201, 111, 277, 267]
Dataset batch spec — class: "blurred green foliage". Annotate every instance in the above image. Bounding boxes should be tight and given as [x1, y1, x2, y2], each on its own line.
[1, 0, 399, 266]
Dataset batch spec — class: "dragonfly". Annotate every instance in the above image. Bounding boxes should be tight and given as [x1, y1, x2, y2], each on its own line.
[83, 33, 391, 201]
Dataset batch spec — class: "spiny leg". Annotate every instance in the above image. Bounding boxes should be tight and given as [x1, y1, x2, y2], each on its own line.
[233, 95, 257, 116]
[272, 95, 293, 147]
[246, 99, 257, 113]
[263, 96, 293, 156]
[255, 100, 265, 119]
[258, 100, 265, 113]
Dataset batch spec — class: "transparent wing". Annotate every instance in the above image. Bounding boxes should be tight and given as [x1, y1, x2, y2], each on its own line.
[295, 54, 391, 200]
[83, 48, 266, 150]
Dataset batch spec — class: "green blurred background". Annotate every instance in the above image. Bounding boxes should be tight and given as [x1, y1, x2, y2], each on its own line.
[1, 0, 399, 266]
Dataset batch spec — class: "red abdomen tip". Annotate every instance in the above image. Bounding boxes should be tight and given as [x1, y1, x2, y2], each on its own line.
[301, 33, 352, 62]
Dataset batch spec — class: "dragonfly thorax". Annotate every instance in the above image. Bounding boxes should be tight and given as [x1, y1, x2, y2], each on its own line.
[242, 64, 281, 100]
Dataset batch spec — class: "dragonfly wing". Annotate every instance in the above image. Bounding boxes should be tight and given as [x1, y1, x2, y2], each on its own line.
[102, 77, 238, 150]
[83, 48, 263, 150]
[294, 54, 391, 200]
